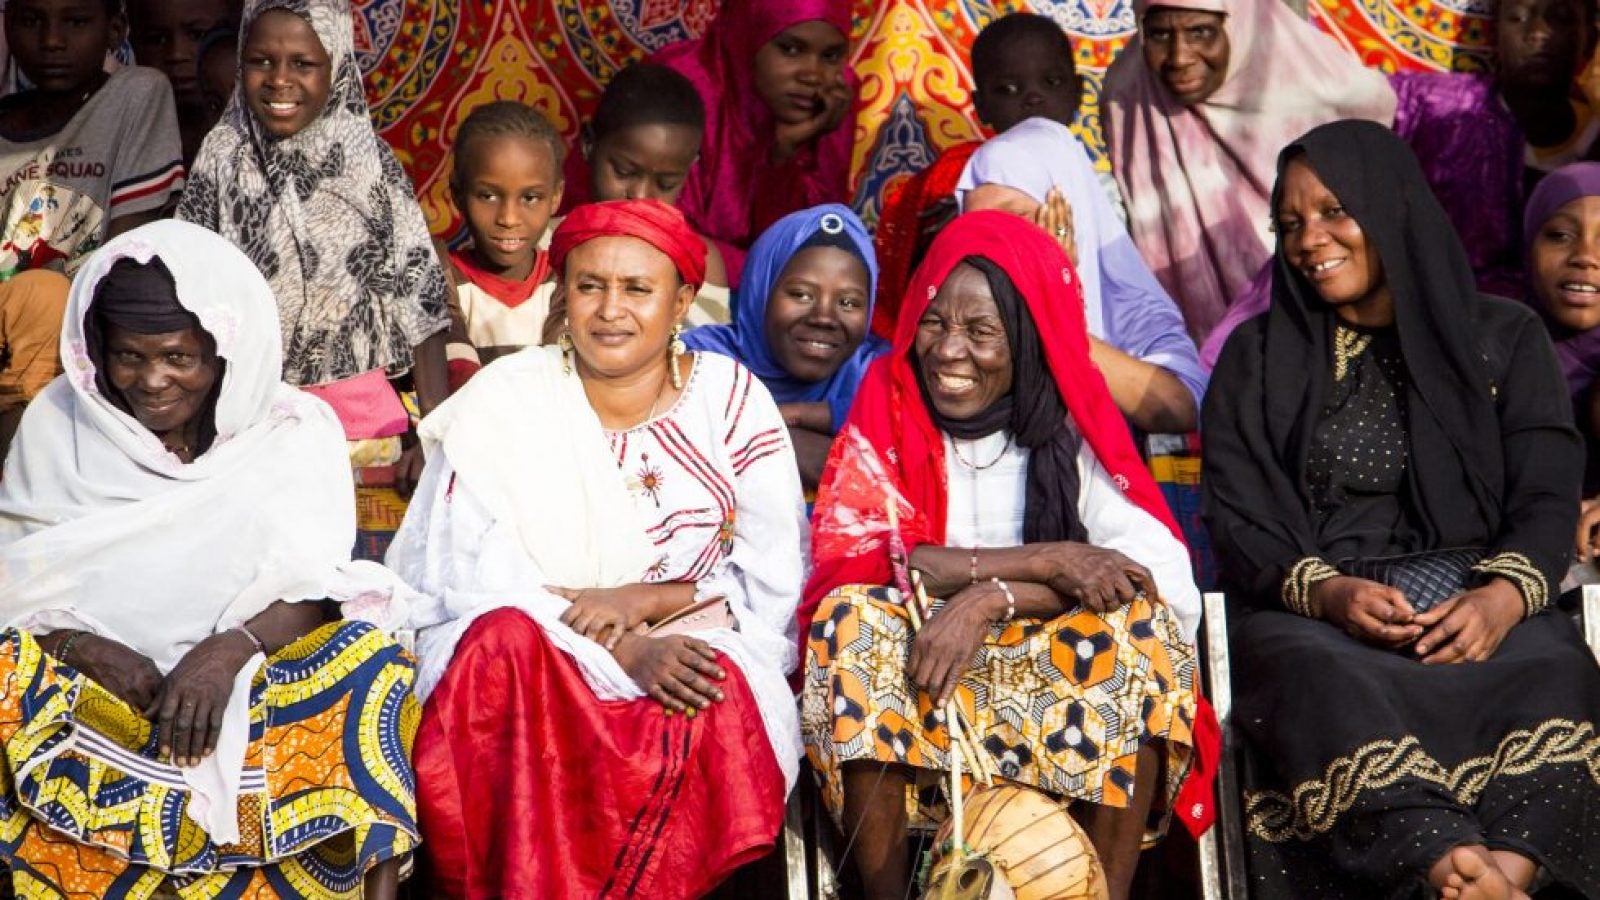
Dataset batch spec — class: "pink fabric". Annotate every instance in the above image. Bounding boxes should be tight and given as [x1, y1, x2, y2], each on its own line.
[300, 368, 409, 440]
[1102, 0, 1396, 343]
[650, 0, 855, 260]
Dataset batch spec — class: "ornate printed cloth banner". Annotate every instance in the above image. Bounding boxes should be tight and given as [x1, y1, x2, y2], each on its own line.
[356, 0, 1492, 236]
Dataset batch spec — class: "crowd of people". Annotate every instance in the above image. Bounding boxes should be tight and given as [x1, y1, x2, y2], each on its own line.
[0, 0, 1597, 898]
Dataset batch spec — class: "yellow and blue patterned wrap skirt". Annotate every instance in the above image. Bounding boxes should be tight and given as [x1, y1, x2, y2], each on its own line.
[0, 621, 418, 898]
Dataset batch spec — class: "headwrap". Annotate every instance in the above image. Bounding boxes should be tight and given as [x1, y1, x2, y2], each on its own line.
[1102, 0, 1397, 342]
[1523, 162, 1600, 402]
[1202, 120, 1581, 605]
[650, 0, 856, 276]
[549, 199, 708, 291]
[0, 220, 413, 844]
[870, 141, 981, 337]
[90, 257, 201, 335]
[176, 0, 450, 386]
[683, 203, 885, 429]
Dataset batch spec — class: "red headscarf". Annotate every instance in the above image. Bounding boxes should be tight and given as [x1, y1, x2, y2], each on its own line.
[548, 199, 708, 290]
[803, 210, 1217, 837]
[650, 0, 856, 270]
[869, 141, 981, 338]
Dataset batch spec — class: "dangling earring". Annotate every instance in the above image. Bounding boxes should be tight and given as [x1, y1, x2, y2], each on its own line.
[558, 325, 575, 375]
[668, 322, 686, 390]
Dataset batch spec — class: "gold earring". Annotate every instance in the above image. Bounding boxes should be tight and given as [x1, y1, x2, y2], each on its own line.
[669, 322, 686, 390]
[558, 330, 575, 374]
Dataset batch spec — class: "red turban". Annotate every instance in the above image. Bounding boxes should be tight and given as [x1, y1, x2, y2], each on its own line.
[548, 199, 708, 290]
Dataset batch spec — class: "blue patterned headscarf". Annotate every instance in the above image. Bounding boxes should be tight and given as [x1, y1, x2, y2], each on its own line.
[684, 203, 887, 430]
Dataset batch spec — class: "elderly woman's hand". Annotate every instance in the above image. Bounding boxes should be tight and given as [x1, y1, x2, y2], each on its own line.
[63, 634, 164, 712]
[908, 583, 1008, 705]
[1413, 579, 1524, 665]
[611, 632, 727, 712]
[147, 631, 258, 768]
[1310, 576, 1422, 648]
[1030, 543, 1155, 614]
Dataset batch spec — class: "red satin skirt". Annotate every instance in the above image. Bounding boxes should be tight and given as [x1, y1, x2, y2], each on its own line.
[415, 607, 788, 899]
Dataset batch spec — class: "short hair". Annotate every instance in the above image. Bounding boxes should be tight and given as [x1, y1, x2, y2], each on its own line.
[971, 12, 1077, 81]
[451, 101, 566, 187]
[590, 62, 705, 143]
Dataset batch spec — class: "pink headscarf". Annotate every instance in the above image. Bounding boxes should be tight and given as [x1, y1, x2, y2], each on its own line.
[651, 0, 855, 276]
[1102, 0, 1396, 342]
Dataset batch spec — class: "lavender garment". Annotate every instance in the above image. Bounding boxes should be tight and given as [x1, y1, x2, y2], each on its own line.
[1522, 162, 1600, 404]
[1200, 72, 1525, 370]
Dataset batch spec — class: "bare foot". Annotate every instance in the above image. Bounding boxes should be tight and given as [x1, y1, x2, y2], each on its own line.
[1434, 846, 1530, 900]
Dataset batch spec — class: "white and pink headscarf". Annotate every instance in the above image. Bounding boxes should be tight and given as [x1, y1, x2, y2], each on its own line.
[1102, 0, 1396, 342]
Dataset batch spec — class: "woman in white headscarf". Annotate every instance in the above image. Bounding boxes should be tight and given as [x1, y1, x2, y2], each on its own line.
[0, 220, 420, 899]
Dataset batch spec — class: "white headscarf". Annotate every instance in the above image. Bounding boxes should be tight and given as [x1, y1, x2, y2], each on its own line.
[0, 219, 409, 841]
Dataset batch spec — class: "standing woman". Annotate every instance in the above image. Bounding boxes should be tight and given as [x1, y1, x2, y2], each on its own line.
[178, 0, 450, 492]
[387, 200, 807, 899]
[651, 0, 856, 279]
[1203, 121, 1600, 898]
[1102, 0, 1395, 344]
[684, 203, 886, 489]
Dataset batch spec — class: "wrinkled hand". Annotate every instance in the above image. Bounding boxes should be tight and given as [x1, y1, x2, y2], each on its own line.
[1310, 576, 1421, 648]
[1033, 542, 1155, 614]
[1412, 580, 1523, 665]
[612, 632, 726, 712]
[67, 634, 164, 712]
[908, 583, 1002, 705]
[394, 444, 426, 499]
[773, 78, 851, 161]
[552, 586, 653, 650]
[1032, 187, 1077, 265]
[148, 631, 256, 768]
[1576, 496, 1600, 562]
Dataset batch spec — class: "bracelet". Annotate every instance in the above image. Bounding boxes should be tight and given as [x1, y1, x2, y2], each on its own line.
[969, 548, 980, 585]
[234, 624, 268, 655]
[991, 577, 1016, 623]
[55, 631, 86, 666]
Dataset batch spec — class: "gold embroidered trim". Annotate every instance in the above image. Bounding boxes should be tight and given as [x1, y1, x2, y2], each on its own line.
[1472, 552, 1548, 617]
[1245, 718, 1600, 843]
[1281, 557, 1340, 618]
[1333, 327, 1373, 382]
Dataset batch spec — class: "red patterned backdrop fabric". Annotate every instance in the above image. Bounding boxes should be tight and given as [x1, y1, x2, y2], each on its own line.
[354, 0, 1492, 238]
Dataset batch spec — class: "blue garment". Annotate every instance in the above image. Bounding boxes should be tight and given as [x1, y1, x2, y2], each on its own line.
[684, 203, 888, 431]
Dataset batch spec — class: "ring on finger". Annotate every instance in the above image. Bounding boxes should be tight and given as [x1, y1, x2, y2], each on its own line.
[1054, 226, 1067, 238]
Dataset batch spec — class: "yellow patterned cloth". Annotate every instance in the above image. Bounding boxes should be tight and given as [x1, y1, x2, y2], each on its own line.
[801, 585, 1195, 831]
[0, 622, 419, 899]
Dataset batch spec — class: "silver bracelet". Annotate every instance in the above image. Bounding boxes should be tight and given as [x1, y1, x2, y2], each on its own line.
[991, 577, 1016, 623]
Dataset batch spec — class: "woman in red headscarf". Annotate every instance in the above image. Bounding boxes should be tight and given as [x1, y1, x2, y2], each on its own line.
[388, 200, 809, 899]
[650, 0, 856, 278]
[799, 211, 1204, 900]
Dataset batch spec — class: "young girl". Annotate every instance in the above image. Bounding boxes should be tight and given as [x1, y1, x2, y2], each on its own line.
[442, 100, 564, 389]
[684, 203, 885, 489]
[650, 0, 856, 279]
[178, 0, 448, 495]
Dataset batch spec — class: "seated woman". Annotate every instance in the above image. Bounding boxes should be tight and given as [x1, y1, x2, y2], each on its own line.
[650, 0, 855, 278]
[684, 203, 886, 489]
[1203, 120, 1600, 899]
[386, 199, 807, 899]
[0, 220, 419, 898]
[801, 211, 1202, 900]
[957, 117, 1207, 434]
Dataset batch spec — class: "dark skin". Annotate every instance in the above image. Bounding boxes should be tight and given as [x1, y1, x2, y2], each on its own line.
[753, 20, 851, 165]
[544, 236, 729, 713]
[840, 263, 1161, 900]
[1140, 7, 1230, 106]
[125, 0, 236, 108]
[972, 29, 1082, 134]
[1, 0, 161, 236]
[1497, 0, 1593, 150]
[763, 245, 871, 489]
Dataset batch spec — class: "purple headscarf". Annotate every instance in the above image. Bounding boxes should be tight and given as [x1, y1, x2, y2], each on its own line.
[1524, 162, 1600, 402]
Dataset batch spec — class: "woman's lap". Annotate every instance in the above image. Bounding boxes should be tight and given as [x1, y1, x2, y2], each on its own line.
[415, 607, 786, 900]
[0, 621, 419, 899]
[800, 584, 1197, 831]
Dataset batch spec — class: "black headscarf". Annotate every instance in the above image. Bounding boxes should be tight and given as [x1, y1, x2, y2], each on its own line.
[917, 255, 1087, 544]
[1203, 119, 1582, 603]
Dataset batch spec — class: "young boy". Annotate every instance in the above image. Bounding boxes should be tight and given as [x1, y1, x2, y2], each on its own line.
[0, 0, 184, 458]
[124, 0, 240, 163]
[441, 100, 565, 389]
